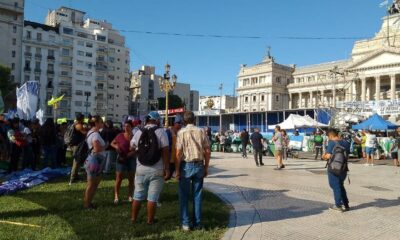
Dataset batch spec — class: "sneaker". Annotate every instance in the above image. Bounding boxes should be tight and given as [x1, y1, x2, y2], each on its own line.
[342, 205, 350, 212]
[260, 163, 265, 166]
[128, 196, 133, 202]
[182, 225, 190, 231]
[280, 164, 285, 169]
[114, 198, 119, 205]
[329, 205, 344, 212]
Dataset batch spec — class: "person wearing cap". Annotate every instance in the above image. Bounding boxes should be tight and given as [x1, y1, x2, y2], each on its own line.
[176, 111, 211, 231]
[165, 115, 183, 180]
[130, 111, 170, 225]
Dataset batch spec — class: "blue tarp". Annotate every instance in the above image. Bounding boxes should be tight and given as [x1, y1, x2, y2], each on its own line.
[0, 167, 71, 196]
[352, 113, 399, 131]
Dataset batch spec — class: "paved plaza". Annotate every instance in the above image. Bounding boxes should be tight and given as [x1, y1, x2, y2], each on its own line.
[205, 152, 400, 240]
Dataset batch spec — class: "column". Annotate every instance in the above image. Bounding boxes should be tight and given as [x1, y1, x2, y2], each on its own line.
[390, 74, 396, 100]
[289, 93, 292, 109]
[299, 92, 303, 108]
[375, 75, 381, 101]
[320, 90, 324, 106]
[332, 88, 336, 108]
[309, 91, 313, 108]
[361, 78, 366, 102]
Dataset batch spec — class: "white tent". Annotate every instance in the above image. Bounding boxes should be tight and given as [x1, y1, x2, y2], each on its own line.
[268, 114, 328, 130]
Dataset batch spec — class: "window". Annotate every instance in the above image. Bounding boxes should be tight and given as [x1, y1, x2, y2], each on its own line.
[48, 64, 54, 71]
[37, 33, 42, 41]
[276, 77, 281, 84]
[12, 38, 16, 45]
[12, 51, 16, 58]
[63, 28, 73, 35]
[77, 60, 84, 66]
[76, 80, 83, 85]
[13, 25, 17, 33]
[35, 62, 40, 69]
[85, 71, 92, 77]
[77, 40, 84, 46]
[275, 94, 280, 102]
[62, 48, 70, 56]
[11, 63, 15, 70]
[48, 49, 54, 57]
[14, 2, 18, 7]
[245, 97, 249, 103]
[86, 42, 93, 48]
[85, 81, 91, 86]
[109, 57, 115, 63]
[85, 52, 92, 57]
[75, 101, 83, 107]
[109, 84, 114, 89]
[36, 47, 41, 55]
[61, 71, 69, 76]
[85, 62, 92, 68]
[259, 76, 266, 84]
[25, 75, 29, 81]
[75, 90, 83, 96]
[76, 70, 83, 76]
[49, 35, 55, 42]
[253, 96, 256, 102]
[251, 77, 258, 85]
[97, 35, 106, 42]
[108, 94, 114, 99]
[261, 95, 265, 101]
[77, 50, 84, 56]
[77, 32, 88, 38]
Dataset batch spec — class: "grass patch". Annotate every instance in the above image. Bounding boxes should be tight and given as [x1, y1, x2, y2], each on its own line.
[0, 175, 229, 240]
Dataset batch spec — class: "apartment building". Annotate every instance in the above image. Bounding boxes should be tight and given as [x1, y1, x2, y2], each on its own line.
[130, 65, 199, 116]
[33, 6, 131, 121]
[0, 0, 24, 84]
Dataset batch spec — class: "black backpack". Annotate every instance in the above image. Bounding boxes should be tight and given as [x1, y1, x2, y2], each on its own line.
[73, 132, 94, 164]
[326, 141, 348, 176]
[137, 127, 161, 166]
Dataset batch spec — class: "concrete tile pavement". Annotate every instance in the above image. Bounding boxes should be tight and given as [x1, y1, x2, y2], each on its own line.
[205, 152, 400, 240]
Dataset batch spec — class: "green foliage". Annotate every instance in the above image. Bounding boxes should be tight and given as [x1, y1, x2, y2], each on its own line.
[158, 94, 185, 110]
[0, 176, 229, 240]
[0, 65, 15, 97]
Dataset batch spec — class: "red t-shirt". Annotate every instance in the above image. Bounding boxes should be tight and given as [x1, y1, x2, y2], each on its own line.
[114, 133, 131, 156]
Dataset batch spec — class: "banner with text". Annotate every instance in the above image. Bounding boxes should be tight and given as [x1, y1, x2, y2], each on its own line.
[336, 99, 400, 115]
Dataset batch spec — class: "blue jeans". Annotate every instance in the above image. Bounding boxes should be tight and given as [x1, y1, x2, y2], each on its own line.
[179, 161, 204, 228]
[328, 171, 349, 207]
[43, 145, 57, 168]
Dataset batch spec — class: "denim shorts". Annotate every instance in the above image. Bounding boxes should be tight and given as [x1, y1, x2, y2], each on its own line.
[365, 147, 376, 155]
[85, 153, 106, 178]
[133, 169, 164, 202]
[116, 156, 136, 173]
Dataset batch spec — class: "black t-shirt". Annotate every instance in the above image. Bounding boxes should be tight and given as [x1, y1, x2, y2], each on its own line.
[250, 132, 263, 150]
[241, 131, 249, 145]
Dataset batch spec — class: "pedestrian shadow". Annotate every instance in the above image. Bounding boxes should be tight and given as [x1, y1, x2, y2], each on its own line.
[207, 182, 329, 225]
[207, 174, 249, 179]
[350, 197, 400, 211]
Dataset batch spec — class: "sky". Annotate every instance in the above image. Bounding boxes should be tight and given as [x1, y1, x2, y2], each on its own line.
[25, 0, 388, 96]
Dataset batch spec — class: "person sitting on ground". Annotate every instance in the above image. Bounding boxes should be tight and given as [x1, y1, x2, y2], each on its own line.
[130, 112, 169, 225]
[84, 115, 106, 210]
[322, 128, 350, 212]
[111, 121, 135, 204]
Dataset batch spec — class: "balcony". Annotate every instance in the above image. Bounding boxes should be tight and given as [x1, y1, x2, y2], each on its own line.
[24, 67, 31, 72]
[24, 52, 32, 59]
[34, 69, 41, 74]
[34, 54, 42, 59]
[96, 57, 106, 63]
[95, 96, 106, 101]
[47, 70, 55, 75]
[95, 64, 108, 72]
[47, 55, 55, 61]
[59, 81, 72, 87]
[60, 62, 73, 67]
[96, 76, 106, 82]
[97, 47, 107, 53]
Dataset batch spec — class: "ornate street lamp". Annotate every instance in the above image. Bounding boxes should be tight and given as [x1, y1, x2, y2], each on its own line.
[159, 63, 177, 127]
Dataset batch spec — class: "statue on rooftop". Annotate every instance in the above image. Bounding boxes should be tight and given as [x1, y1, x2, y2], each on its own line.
[388, 0, 400, 15]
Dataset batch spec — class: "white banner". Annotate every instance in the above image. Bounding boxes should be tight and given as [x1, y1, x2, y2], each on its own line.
[337, 99, 400, 115]
[17, 81, 39, 120]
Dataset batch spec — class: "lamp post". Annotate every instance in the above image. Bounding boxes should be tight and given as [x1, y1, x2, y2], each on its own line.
[159, 63, 177, 127]
[219, 83, 223, 134]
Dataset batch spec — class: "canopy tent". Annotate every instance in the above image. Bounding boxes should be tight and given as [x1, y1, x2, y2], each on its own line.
[268, 114, 328, 130]
[352, 113, 399, 131]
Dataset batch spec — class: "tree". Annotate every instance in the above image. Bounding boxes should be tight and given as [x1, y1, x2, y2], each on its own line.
[0, 65, 17, 110]
[158, 94, 185, 110]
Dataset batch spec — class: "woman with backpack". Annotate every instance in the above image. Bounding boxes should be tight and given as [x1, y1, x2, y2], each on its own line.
[84, 115, 106, 210]
[111, 121, 135, 204]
